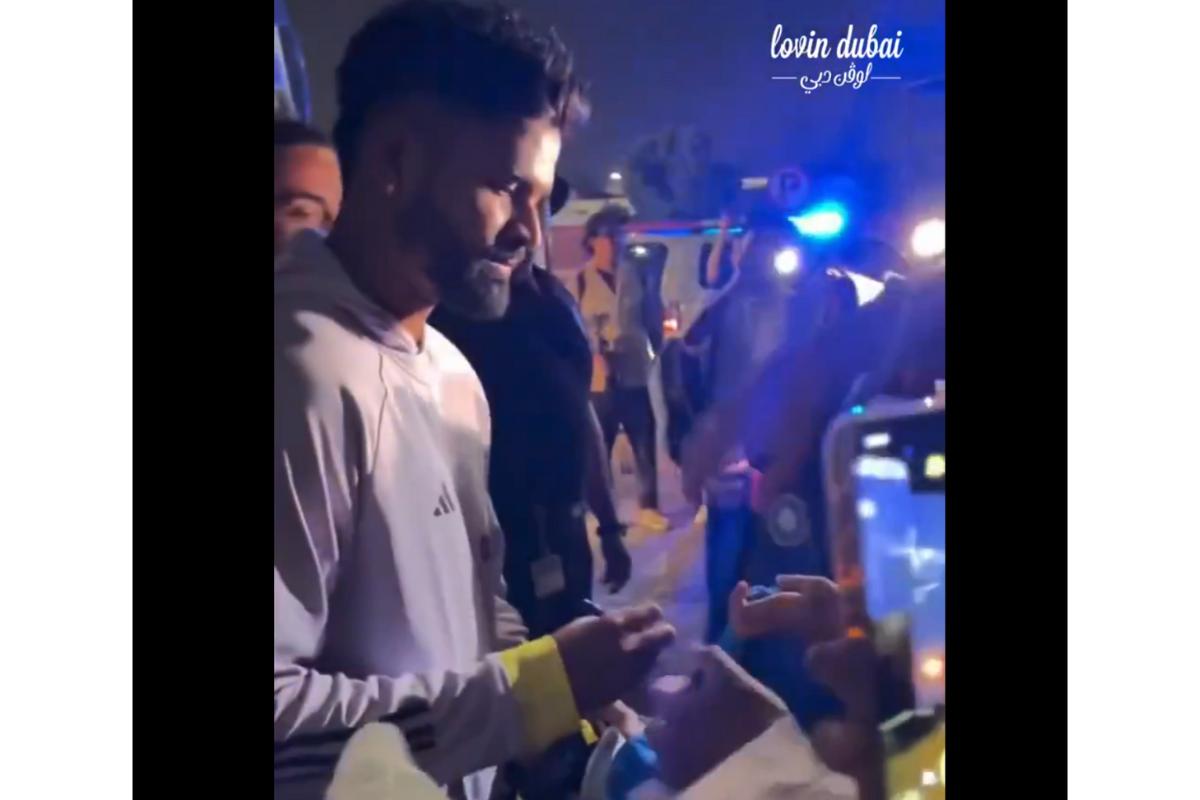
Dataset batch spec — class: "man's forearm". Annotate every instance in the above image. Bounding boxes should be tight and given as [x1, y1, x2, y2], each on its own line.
[705, 232, 727, 286]
[274, 640, 581, 789]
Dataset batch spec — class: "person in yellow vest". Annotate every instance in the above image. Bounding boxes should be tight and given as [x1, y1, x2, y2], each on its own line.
[577, 206, 670, 532]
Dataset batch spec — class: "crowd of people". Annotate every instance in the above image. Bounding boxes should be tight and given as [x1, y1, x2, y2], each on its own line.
[274, 2, 944, 799]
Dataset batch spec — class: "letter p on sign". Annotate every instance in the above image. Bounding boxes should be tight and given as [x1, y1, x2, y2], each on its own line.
[770, 167, 809, 211]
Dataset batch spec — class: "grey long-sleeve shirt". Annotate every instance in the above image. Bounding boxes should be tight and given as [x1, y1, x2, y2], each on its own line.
[274, 232, 580, 800]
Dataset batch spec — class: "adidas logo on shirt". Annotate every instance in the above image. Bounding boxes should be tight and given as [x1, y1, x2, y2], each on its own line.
[432, 483, 457, 517]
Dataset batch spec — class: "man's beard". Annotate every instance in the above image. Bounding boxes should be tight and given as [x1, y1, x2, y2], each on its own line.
[436, 256, 513, 321]
[397, 203, 514, 322]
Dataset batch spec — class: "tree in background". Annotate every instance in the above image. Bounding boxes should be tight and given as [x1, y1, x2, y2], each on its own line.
[624, 126, 739, 220]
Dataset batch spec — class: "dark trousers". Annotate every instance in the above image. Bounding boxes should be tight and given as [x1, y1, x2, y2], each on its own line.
[499, 502, 593, 639]
[592, 385, 659, 509]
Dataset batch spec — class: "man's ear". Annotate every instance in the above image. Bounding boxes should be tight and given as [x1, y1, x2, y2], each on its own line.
[382, 137, 414, 201]
[371, 109, 427, 204]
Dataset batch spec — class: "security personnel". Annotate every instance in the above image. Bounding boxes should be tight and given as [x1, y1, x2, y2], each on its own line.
[432, 179, 632, 639]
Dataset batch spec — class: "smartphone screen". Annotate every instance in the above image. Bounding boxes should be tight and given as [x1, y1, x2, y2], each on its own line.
[837, 408, 945, 797]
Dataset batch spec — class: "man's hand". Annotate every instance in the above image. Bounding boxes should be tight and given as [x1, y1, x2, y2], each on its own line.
[807, 637, 886, 800]
[732, 574, 883, 799]
[553, 604, 675, 718]
[599, 528, 632, 593]
[645, 646, 789, 790]
[592, 699, 645, 739]
[727, 576, 844, 642]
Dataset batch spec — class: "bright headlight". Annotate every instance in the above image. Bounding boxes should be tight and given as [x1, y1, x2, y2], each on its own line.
[911, 217, 946, 259]
[773, 247, 801, 276]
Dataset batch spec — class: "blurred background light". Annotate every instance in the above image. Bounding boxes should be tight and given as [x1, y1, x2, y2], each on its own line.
[911, 217, 946, 258]
[925, 453, 946, 479]
[857, 498, 878, 519]
[789, 201, 848, 239]
[863, 432, 891, 450]
[773, 247, 801, 275]
[920, 655, 945, 679]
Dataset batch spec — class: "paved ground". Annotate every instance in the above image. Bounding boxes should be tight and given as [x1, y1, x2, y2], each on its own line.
[586, 438, 710, 683]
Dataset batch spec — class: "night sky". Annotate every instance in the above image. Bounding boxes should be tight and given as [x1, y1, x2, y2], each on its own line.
[287, 0, 944, 227]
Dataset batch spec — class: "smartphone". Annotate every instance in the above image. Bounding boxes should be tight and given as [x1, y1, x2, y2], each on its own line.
[823, 395, 945, 799]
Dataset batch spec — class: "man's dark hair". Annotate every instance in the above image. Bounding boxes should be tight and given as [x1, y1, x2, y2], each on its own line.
[334, 0, 589, 177]
[583, 204, 632, 253]
[274, 117, 332, 150]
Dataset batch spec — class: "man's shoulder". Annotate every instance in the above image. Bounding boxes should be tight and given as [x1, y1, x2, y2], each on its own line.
[533, 268, 580, 311]
[273, 238, 393, 425]
[529, 264, 562, 290]
[276, 294, 374, 360]
[275, 299, 385, 417]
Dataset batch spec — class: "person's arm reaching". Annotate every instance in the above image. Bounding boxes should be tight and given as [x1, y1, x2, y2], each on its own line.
[681, 325, 833, 507]
[704, 214, 731, 287]
[273, 355, 582, 787]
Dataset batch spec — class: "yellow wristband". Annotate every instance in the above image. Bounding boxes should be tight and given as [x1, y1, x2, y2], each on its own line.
[497, 636, 581, 755]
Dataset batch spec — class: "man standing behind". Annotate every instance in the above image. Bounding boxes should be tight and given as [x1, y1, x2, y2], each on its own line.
[432, 186, 632, 640]
[274, 4, 674, 799]
[577, 206, 669, 532]
[273, 118, 341, 256]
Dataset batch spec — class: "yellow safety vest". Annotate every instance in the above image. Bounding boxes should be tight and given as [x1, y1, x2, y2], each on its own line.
[577, 263, 619, 393]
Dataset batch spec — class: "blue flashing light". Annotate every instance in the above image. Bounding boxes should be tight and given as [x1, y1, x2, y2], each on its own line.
[636, 226, 746, 238]
[850, 404, 865, 415]
[634, 228, 701, 239]
[789, 202, 848, 240]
